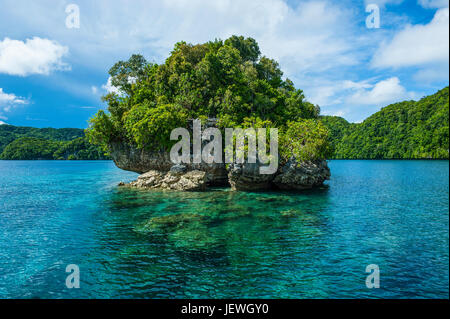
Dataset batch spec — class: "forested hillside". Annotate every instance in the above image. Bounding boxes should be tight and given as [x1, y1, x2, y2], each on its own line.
[321, 87, 449, 159]
[0, 125, 110, 160]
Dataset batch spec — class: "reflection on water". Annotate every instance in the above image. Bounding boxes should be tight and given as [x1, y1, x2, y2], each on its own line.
[0, 160, 448, 298]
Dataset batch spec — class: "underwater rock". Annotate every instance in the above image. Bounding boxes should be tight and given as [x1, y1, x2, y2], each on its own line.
[219, 208, 251, 221]
[137, 213, 207, 233]
[257, 197, 278, 202]
[168, 224, 222, 251]
[280, 209, 301, 217]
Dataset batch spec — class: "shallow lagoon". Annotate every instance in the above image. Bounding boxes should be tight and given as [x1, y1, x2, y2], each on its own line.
[0, 160, 448, 298]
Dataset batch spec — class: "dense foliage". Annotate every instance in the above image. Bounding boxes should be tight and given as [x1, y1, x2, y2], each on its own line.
[321, 87, 449, 159]
[0, 125, 84, 154]
[87, 36, 328, 162]
[281, 120, 331, 162]
[0, 125, 110, 160]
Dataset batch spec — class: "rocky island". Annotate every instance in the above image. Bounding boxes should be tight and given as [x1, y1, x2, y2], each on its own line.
[87, 36, 331, 191]
[110, 134, 330, 191]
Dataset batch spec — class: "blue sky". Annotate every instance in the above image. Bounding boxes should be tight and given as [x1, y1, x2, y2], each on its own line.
[0, 0, 448, 128]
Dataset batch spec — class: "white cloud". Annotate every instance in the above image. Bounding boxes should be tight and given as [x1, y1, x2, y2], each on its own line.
[306, 78, 377, 107]
[0, 120, 8, 125]
[101, 77, 121, 94]
[0, 88, 26, 105]
[0, 0, 360, 78]
[0, 88, 28, 121]
[372, 8, 449, 68]
[418, 0, 449, 9]
[307, 77, 419, 122]
[0, 37, 69, 76]
[91, 86, 98, 95]
[257, 1, 358, 75]
[346, 77, 418, 105]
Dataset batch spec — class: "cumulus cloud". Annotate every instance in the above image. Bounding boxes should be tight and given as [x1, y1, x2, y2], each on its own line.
[372, 8, 449, 68]
[306, 78, 375, 107]
[0, 88, 28, 120]
[307, 77, 417, 108]
[0, 37, 69, 76]
[346, 77, 418, 105]
[307, 77, 419, 122]
[0, 88, 28, 110]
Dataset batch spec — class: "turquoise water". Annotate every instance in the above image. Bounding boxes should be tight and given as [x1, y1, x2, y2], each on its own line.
[0, 160, 448, 299]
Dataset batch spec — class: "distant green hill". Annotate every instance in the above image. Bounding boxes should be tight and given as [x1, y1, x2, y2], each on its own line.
[321, 87, 449, 159]
[0, 125, 110, 160]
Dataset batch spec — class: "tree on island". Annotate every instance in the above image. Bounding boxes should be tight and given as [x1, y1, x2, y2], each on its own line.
[86, 35, 331, 164]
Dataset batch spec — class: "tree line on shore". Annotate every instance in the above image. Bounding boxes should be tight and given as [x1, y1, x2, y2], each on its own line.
[0, 125, 109, 160]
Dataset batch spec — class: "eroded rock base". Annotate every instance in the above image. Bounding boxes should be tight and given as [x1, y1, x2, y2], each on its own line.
[127, 169, 207, 191]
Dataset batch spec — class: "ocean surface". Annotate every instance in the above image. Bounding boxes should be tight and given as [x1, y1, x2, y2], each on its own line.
[0, 160, 448, 299]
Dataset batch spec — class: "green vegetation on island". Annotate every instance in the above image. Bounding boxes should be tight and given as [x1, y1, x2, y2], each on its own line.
[321, 87, 449, 159]
[86, 36, 331, 163]
[0, 125, 110, 160]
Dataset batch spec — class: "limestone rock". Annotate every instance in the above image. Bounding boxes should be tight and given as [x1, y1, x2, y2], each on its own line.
[227, 160, 276, 191]
[273, 159, 330, 190]
[128, 169, 207, 191]
[109, 142, 228, 186]
[109, 117, 331, 192]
